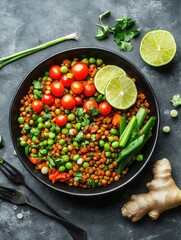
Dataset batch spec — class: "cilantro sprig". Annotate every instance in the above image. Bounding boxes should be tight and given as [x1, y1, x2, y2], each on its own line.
[95, 11, 140, 51]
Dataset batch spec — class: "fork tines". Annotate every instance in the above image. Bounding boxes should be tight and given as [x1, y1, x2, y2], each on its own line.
[0, 186, 15, 202]
[0, 157, 17, 178]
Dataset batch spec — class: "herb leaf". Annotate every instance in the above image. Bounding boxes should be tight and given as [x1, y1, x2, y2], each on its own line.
[32, 80, 44, 89]
[74, 170, 83, 182]
[95, 12, 140, 52]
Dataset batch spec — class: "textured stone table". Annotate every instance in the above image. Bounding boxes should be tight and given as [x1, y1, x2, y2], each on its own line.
[0, 0, 181, 239]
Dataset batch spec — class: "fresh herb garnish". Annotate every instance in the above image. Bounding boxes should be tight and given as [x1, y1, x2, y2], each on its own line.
[87, 179, 96, 189]
[32, 80, 44, 89]
[75, 131, 85, 142]
[74, 170, 83, 182]
[42, 112, 52, 121]
[89, 107, 100, 116]
[95, 11, 140, 51]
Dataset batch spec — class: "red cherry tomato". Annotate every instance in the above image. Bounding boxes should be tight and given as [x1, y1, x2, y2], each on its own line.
[99, 102, 112, 115]
[61, 94, 76, 109]
[83, 100, 99, 113]
[31, 100, 43, 113]
[50, 81, 64, 97]
[83, 83, 96, 97]
[75, 96, 83, 105]
[71, 81, 83, 95]
[56, 114, 68, 126]
[71, 62, 89, 80]
[49, 65, 61, 79]
[61, 74, 74, 87]
[42, 94, 54, 105]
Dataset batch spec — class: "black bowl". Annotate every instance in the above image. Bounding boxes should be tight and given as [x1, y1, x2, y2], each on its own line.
[9, 47, 160, 196]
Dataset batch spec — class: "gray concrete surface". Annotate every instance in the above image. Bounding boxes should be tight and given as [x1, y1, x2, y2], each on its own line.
[0, 0, 181, 239]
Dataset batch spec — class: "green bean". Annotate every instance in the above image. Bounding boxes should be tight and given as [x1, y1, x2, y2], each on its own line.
[119, 114, 126, 137]
[119, 116, 136, 148]
[136, 107, 148, 128]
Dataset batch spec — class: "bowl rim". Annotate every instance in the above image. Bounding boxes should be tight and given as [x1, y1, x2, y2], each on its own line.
[9, 46, 160, 197]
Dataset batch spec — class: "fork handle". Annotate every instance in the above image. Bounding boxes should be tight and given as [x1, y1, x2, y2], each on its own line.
[24, 182, 62, 217]
[27, 201, 87, 240]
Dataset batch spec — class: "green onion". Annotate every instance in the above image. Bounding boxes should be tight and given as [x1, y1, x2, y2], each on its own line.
[0, 33, 78, 70]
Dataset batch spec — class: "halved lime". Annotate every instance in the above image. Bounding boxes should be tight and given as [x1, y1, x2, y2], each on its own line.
[94, 65, 126, 94]
[140, 30, 176, 66]
[105, 76, 137, 110]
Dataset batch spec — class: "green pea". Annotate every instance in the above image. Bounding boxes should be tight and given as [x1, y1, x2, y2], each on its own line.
[38, 122, 43, 129]
[64, 109, 70, 114]
[105, 151, 111, 157]
[62, 147, 68, 153]
[37, 117, 43, 123]
[18, 117, 24, 124]
[59, 139, 65, 145]
[73, 154, 80, 161]
[42, 76, 48, 81]
[108, 136, 115, 142]
[48, 139, 54, 145]
[30, 128, 40, 136]
[60, 66, 68, 73]
[39, 149, 48, 155]
[65, 162, 73, 170]
[99, 140, 105, 147]
[71, 60, 77, 66]
[110, 128, 118, 135]
[104, 143, 110, 151]
[49, 132, 56, 139]
[44, 121, 51, 128]
[55, 126, 61, 133]
[62, 128, 69, 134]
[96, 58, 103, 66]
[83, 162, 90, 168]
[59, 166, 66, 172]
[32, 136, 38, 142]
[73, 141, 79, 148]
[20, 140, 27, 147]
[55, 109, 61, 115]
[81, 58, 89, 65]
[89, 57, 96, 64]
[68, 113, 75, 121]
[62, 155, 69, 162]
[42, 140, 48, 147]
[32, 114, 38, 120]
[112, 141, 120, 149]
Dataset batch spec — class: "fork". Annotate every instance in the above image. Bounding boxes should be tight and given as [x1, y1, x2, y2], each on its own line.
[0, 158, 87, 240]
[0, 186, 87, 240]
[0, 157, 63, 216]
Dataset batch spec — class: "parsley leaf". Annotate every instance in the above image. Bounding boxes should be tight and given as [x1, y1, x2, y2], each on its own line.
[75, 131, 85, 142]
[95, 12, 140, 52]
[74, 171, 83, 182]
[32, 80, 44, 89]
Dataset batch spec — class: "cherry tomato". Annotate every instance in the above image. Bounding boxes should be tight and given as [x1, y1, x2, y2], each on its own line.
[83, 100, 99, 113]
[71, 81, 83, 95]
[61, 94, 76, 109]
[49, 65, 61, 79]
[71, 62, 89, 80]
[50, 81, 64, 97]
[42, 94, 54, 105]
[99, 102, 112, 115]
[75, 96, 83, 105]
[56, 114, 68, 126]
[61, 74, 74, 87]
[31, 100, 43, 113]
[83, 83, 96, 97]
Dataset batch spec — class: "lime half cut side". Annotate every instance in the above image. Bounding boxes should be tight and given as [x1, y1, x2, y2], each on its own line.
[94, 65, 126, 94]
[140, 30, 176, 67]
[105, 75, 138, 110]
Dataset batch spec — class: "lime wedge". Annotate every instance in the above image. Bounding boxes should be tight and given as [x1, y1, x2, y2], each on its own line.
[105, 76, 137, 110]
[140, 30, 176, 66]
[94, 65, 126, 94]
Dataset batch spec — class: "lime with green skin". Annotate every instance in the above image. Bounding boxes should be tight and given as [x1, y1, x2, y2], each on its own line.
[140, 30, 177, 67]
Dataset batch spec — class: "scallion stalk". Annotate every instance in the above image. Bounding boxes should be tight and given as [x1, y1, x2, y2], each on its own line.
[0, 32, 78, 70]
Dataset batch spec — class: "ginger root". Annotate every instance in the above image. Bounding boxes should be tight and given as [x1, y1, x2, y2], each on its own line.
[121, 158, 181, 222]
